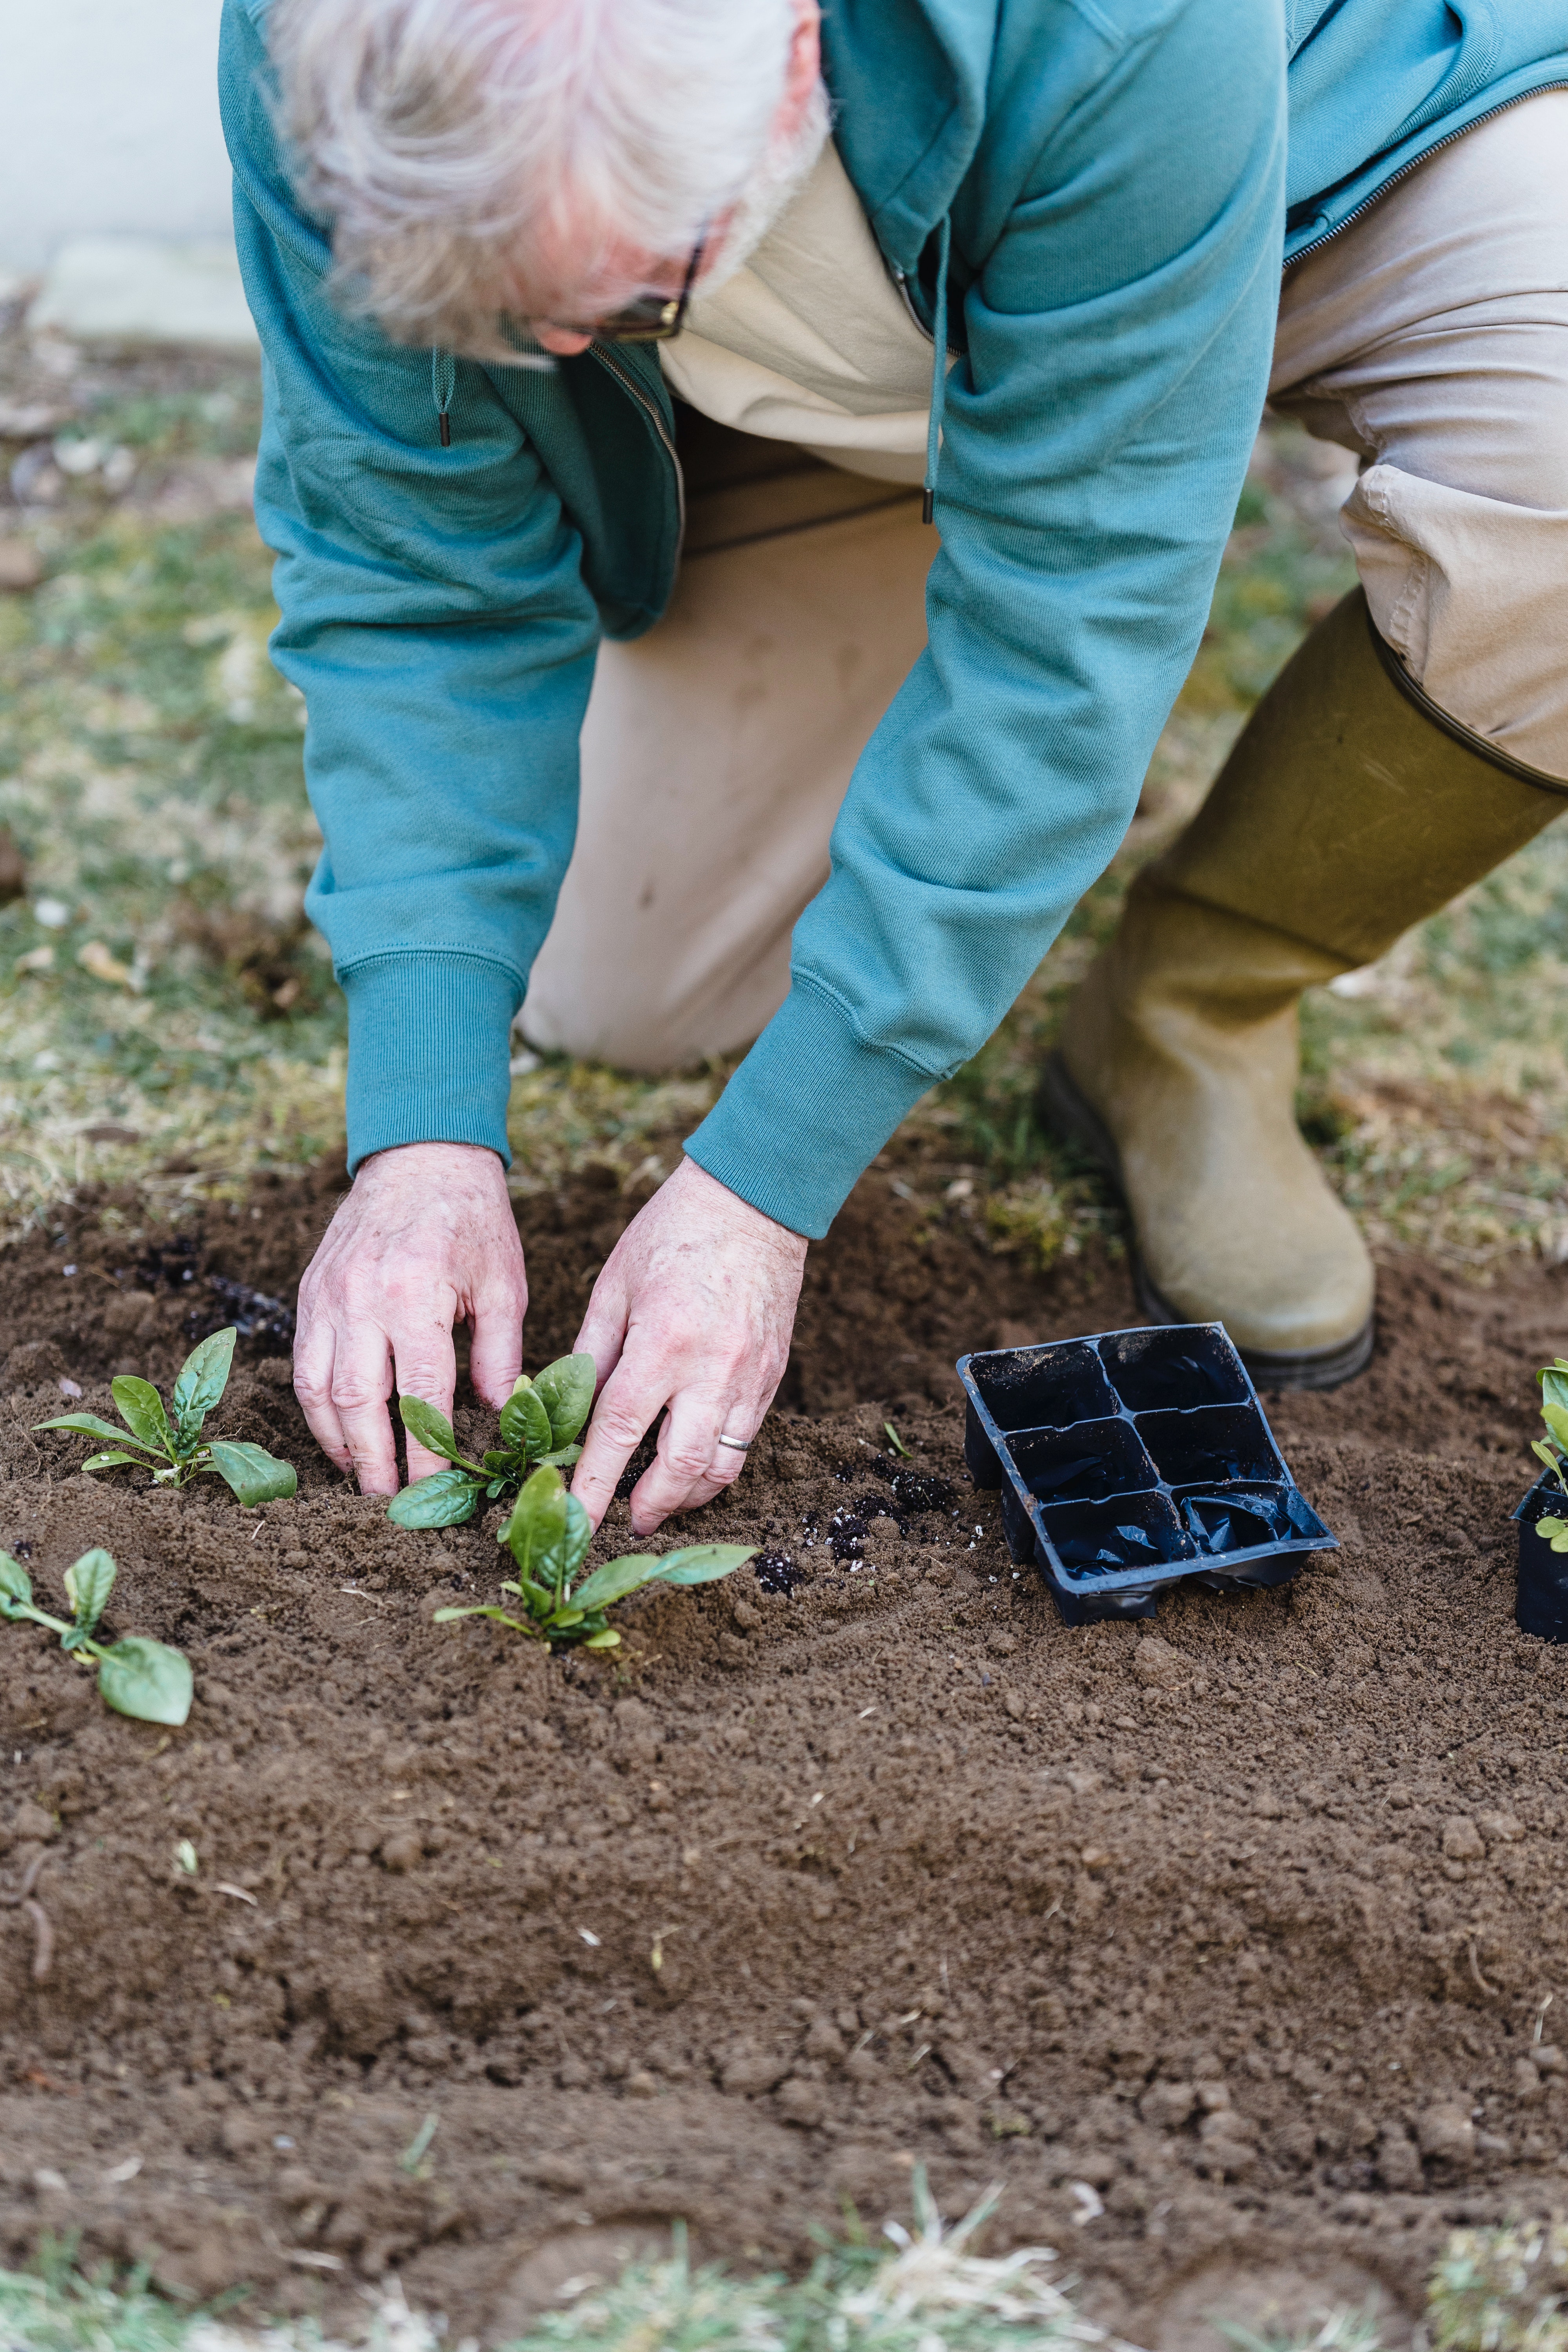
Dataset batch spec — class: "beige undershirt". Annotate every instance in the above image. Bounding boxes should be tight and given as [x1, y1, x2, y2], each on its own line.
[659, 138, 946, 485]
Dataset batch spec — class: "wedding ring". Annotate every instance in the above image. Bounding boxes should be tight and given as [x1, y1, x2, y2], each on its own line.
[717, 1434, 752, 1452]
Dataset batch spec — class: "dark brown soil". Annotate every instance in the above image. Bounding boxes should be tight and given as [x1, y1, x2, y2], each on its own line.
[2, 1158, 1568, 2346]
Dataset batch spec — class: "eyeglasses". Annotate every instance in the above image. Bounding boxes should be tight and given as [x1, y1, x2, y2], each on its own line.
[564, 230, 708, 345]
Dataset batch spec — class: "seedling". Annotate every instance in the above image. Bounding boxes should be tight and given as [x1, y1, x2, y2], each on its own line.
[0, 1548, 192, 1725]
[34, 1326, 296, 1507]
[1532, 1359, 1568, 1552]
[434, 1462, 755, 1649]
[389, 1352, 595, 1528]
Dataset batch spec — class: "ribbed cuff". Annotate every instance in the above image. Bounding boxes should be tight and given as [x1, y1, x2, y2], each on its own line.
[684, 978, 936, 1239]
[341, 952, 521, 1173]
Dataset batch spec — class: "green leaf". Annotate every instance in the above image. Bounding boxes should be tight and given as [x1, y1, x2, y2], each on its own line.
[652, 1544, 759, 1587]
[583, 1628, 622, 1650]
[111, 1376, 174, 1455]
[499, 1574, 554, 1617]
[34, 1412, 154, 1449]
[389, 1468, 486, 1529]
[431, 1604, 539, 1636]
[206, 1441, 298, 1507]
[171, 1327, 236, 1437]
[1537, 1515, 1568, 1538]
[65, 1548, 116, 1633]
[96, 1637, 192, 1726]
[550, 1607, 585, 1628]
[1544, 1399, 1568, 1454]
[537, 1443, 583, 1468]
[1542, 1368, 1568, 1416]
[570, 1553, 666, 1612]
[499, 1376, 554, 1459]
[0, 1552, 34, 1608]
[398, 1394, 483, 1472]
[503, 1465, 569, 1581]
[538, 1494, 593, 1592]
[534, 1353, 597, 1450]
[82, 1450, 150, 1473]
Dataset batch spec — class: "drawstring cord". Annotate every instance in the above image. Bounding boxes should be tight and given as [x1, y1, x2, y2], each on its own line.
[432, 346, 456, 447]
[922, 216, 951, 526]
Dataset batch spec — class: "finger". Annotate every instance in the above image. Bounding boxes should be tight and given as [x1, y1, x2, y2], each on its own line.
[292, 1311, 353, 1476]
[569, 1355, 670, 1532]
[327, 1325, 400, 1494]
[573, 1264, 631, 1392]
[627, 1385, 740, 1535]
[392, 1323, 460, 1485]
[468, 1252, 528, 1410]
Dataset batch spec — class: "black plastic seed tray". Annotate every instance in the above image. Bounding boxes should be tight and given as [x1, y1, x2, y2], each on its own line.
[957, 1322, 1336, 1624]
[1510, 1468, 1568, 1642]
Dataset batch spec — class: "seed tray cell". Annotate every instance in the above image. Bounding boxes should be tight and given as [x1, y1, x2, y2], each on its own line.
[1510, 1468, 1568, 1643]
[1009, 1417, 1155, 1506]
[1135, 1404, 1281, 1489]
[959, 1321, 1336, 1624]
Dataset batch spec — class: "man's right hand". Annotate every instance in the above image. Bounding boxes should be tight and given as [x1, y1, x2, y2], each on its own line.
[293, 1142, 527, 1492]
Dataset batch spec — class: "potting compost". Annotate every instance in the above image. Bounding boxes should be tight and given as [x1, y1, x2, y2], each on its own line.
[2, 1158, 1568, 2345]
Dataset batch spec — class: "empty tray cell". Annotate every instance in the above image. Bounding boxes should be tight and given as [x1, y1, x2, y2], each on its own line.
[1098, 1324, 1249, 1413]
[1174, 1481, 1328, 1557]
[1134, 1404, 1279, 1487]
[960, 1338, 1117, 1433]
[1041, 1490, 1191, 1580]
[1011, 1417, 1154, 1506]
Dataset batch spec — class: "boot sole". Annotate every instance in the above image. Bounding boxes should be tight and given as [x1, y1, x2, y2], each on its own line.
[1036, 1052, 1374, 1392]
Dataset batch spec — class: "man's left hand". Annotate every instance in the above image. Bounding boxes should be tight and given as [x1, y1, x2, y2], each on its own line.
[569, 1158, 807, 1536]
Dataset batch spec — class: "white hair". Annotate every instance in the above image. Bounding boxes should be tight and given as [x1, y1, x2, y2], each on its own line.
[269, 0, 814, 361]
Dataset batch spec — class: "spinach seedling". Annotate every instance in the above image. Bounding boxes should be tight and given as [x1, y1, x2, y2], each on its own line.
[35, 1326, 295, 1506]
[0, 1548, 192, 1724]
[390, 1352, 595, 1528]
[1533, 1357, 1568, 1552]
[434, 1463, 755, 1649]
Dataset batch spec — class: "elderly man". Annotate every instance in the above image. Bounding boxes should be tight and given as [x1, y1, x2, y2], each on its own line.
[222, 0, 1568, 1530]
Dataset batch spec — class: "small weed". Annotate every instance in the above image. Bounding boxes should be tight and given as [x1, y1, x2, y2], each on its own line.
[1531, 1357, 1568, 1549]
[1215, 2308, 1387, 2352]
[390, 1353, 595, 1528]
[435, 1463, 754, 1651]
[399, 2112, 440, 2176]
[509, 2170, 1115, 2352]
[0, 1548, 192, 1724]
[1428, 2218, 1568, 2350]
[34, 1325, 295, 1505]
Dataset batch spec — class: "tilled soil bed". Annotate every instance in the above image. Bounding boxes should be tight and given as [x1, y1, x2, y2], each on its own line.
[2, 1158, 1568, 2346]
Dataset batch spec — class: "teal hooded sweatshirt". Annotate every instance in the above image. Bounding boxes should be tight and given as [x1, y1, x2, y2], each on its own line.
[220, 0, 1568, 1236]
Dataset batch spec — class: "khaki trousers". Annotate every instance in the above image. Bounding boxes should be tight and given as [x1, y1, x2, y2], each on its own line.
[519, 423, 931, 1066]
[521, 93, 1568, 1069]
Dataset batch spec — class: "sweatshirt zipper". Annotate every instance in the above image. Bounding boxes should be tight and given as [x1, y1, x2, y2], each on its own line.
[1286, 84, 1568, 269]
[590, 342, 686, 559]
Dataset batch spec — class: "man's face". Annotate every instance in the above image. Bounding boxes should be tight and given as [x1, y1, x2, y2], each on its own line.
[520, 0, 821, 356]
[525, 228, 718, 358]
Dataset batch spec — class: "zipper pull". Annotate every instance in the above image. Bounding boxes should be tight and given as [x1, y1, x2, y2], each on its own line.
[432, 347, 456, 448]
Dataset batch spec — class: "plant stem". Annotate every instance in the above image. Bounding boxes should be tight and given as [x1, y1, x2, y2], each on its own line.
[4, 1600, 107, 1662]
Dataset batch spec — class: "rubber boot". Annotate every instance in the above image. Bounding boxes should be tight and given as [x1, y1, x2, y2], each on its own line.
[1043, 589, 1567, 1388]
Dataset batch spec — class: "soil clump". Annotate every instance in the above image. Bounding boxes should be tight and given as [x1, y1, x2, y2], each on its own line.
[2, 1158, 1567, 2345]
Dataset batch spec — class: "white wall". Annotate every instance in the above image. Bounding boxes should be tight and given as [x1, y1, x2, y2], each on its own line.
[0, 0, 234, 279]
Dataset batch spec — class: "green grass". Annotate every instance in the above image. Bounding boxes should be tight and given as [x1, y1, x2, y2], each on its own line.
[3, 342, 1565, 1279]
[5, 2209, 1568, 2352]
